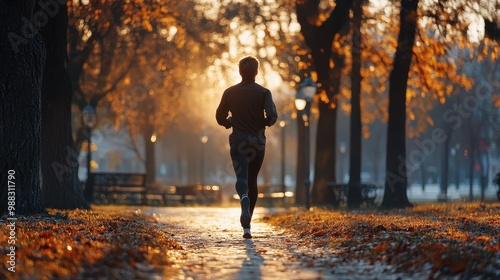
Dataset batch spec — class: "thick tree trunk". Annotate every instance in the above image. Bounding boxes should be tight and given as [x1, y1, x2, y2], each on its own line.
[311, 104, 338, 204]
[347, 0, 363, 208]
[381, 0, 418, 209]
[310, 54, 343, 205]
[0, 0, 46, 215]
[296, 0, 352, 205]
[39, 1, 89, 209]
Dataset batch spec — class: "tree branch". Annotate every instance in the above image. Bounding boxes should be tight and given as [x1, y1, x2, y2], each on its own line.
[320, 0, 354, 39]
[90, 59, 135, 106]
[485, 19, 500, 41]
[296, 0, 353, 87]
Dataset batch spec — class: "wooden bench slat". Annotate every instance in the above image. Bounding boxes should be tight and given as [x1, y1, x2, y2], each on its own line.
[90, 173, 147, 205]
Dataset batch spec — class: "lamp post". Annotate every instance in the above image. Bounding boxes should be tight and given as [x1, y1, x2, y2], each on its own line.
[82, 104, 96, 202]
[295, 77, 317, 210]
[200, 135, 208, 183]
[279, 121, 286, 203]
[339, 141, 347, 183]
[147, 131, 157, 186]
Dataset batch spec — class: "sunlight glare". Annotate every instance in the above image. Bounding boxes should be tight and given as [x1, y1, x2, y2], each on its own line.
[195, 0, 220, 20]
[230, 20, 238, 30]
[257, 29, 266, 39]
[267, 46, 276, 57]
[467, 14, 485, 43]
[258, 48, 267, 58]
[370, 0, 388, 10]
[190, 0, 297, 132]
[229, 36, 238, 58]
[238, 30, 253, 45]
[288, 18, 301, 34]
[166, 26, 178, 42]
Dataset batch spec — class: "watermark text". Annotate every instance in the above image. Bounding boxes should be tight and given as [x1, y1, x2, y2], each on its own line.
[6, 170, 17, 272]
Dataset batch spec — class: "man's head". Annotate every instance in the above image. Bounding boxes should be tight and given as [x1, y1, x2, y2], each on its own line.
[238, 56, 259, 80]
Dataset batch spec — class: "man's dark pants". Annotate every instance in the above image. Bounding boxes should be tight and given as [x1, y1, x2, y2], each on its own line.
[230, 141, 265, 226]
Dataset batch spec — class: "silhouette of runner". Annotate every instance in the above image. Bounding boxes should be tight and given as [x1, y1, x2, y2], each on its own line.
[216, 56, 278, 238]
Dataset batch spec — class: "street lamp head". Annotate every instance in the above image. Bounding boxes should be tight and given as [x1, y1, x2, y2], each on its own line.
[200, 135, 208, 144]
[82, 104, 96, 128]
[294, 98, 307, 111]
[299, 76, 317, 102]
[150, 132, 157, 143]
[295, 76, 317, 111]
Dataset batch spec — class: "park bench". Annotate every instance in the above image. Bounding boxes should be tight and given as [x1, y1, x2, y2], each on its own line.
[148, 184, 221, 205]
[326, 182, 383, 207]
[258, 184, 294, 207]
[90, 173, 147, 205]
[232, 184, 294, 207]
[494, 172, 500, 201]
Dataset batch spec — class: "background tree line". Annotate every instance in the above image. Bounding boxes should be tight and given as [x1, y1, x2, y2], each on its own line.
[1, 0, 498, 214]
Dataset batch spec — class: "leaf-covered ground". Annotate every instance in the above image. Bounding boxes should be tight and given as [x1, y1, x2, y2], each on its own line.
[2, 203, 499, 279]
[262, 202, 500, 279]
[1, 206, 182, 280]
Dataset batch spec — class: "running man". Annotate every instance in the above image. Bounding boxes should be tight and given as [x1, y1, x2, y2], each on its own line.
[216, 56, 278, 238]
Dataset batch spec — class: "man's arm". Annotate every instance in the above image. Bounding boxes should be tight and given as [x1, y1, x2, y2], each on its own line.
[216, 92, 232, 129]
[264, 90, 277, 126]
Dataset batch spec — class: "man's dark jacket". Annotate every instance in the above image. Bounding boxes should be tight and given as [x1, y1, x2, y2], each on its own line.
[216, 79, 277, 145]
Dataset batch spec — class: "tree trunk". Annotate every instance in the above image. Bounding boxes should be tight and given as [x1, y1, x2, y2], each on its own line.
[310, 54, 342, 205]
[467, 121, 477, 202]
[0, 1, 46, 215]
[468, 146, 475, 201]
[296, 0, 353, 205]
[38, 1, 89, 209]
[484, 19, 500, 42]
[380, 0, 418, 209]
[480, 150, 488, 202]
[145, 129, 156, 186]
[142, 95, 157, 186]
[439, 136, 450, 200]
[420, 162, 426, 191]
[295, 106, 309, 205]
[347, 0, 363, 208]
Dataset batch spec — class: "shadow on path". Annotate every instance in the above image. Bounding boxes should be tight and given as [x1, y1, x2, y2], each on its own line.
[236, 239, 264, 280]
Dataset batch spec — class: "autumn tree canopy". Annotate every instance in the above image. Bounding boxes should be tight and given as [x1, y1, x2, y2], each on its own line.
[65, 0, 499, 206]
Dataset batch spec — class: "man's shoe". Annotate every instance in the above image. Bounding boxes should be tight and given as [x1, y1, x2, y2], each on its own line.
[240, 195, 251, 228]
[243, 228, 252, 239]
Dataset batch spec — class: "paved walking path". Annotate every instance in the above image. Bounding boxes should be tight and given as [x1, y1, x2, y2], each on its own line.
[143, 207, 421, 280]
